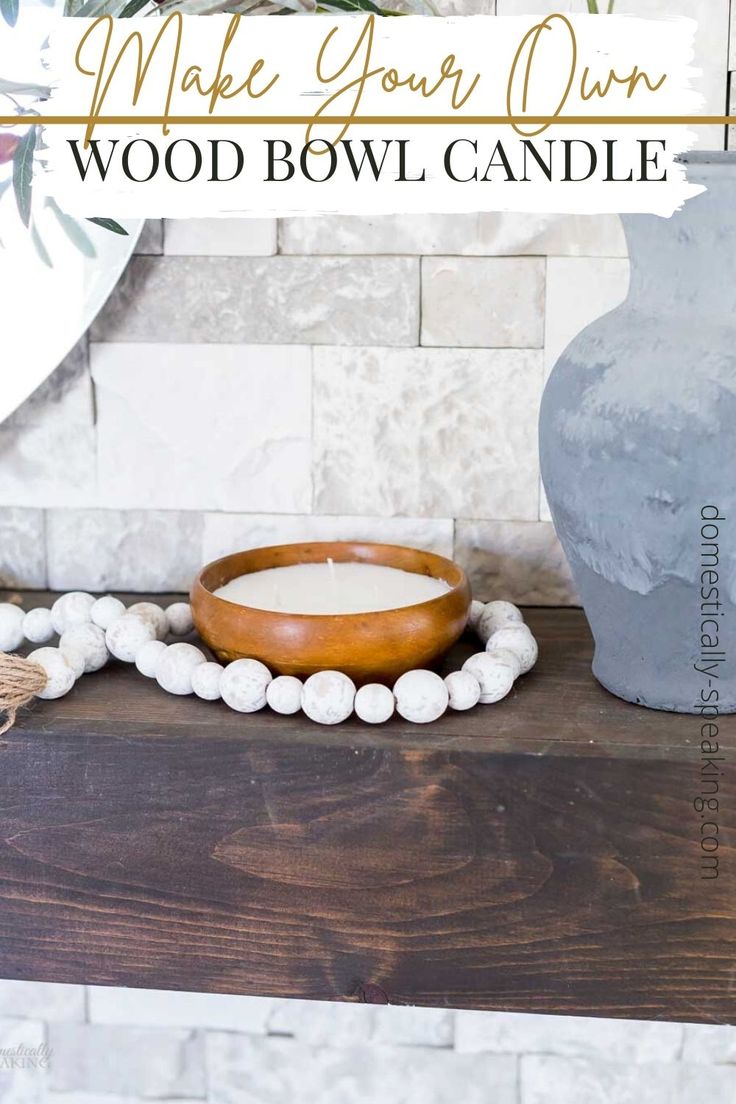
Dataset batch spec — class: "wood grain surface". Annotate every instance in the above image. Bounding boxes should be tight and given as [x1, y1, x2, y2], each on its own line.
[0, 592, 734, 1023]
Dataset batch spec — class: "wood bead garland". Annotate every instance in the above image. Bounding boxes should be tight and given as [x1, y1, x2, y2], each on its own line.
[354, 683, 395, 725]
[394, 670, 449, 724]
[301, 671, 356, 725]
[191, 662, 224, 701]
[50, 592, 95, 636]
[220, 658, 271, 713]
[266, 675, 303, 716]
[106, 614, 156, 663]
[445, 669, 482, 711]
[59, 624, 109, 675]
[0, 593, 537, 730]
[0, 604, 25, 653]
[23, 607, 55, 645]
[156, 643, 206, 695]
[91, 596, 126, 631]
[135, 639, 168, 678]
[462, 652, 515, 704]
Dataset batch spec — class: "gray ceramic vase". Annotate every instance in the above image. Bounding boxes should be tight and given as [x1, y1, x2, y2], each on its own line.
[540, 153, 736, 714]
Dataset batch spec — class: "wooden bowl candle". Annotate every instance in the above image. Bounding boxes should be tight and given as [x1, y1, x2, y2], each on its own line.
[191, 542, 471, 685]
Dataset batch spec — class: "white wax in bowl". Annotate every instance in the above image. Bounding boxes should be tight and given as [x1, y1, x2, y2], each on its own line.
[214, 561, 451, 615]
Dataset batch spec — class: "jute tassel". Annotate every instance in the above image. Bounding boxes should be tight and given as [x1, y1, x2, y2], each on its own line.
[0, 653, 47, 735]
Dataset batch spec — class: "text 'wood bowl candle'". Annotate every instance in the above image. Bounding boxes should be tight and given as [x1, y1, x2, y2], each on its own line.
[191, 542, 472, 685]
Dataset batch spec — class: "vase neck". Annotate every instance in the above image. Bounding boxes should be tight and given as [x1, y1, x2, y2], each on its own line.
[622, 161, 736, 318]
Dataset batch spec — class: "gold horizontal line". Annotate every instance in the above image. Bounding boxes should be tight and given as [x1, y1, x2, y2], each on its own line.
[0, 114, 732, 126]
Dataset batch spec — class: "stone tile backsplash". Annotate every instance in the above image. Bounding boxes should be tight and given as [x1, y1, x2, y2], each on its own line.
[313, 346, 543, 521]
[0, 980, 733, 1104]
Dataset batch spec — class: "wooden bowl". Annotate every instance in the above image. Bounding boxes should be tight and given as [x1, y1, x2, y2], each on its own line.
[191, 542, 471, 685]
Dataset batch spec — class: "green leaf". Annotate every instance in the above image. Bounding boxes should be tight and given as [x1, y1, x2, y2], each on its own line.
[0, 77, 52, 100]
[607, 0, 615, 11]
[86, 216, 129, 235]
[12, 128, 36, 228]
[119, 0, 153, 13]
[319, 0, 385, 12]
[0, 0, 19, 27]
[30, 221, 53, 268]
[586, 0, 599, 11]
[46, 197, 97, 258]
[72, 0, 132, 15]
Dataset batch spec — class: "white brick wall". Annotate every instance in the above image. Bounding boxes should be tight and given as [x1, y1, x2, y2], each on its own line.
[0, 981, 733, 1103]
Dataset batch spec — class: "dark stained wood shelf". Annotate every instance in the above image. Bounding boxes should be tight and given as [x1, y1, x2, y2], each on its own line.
[1, 592, 734, 1024]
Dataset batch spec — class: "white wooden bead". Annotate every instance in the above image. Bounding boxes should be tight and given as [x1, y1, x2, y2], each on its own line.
[220, 658, 272, 713]
[59, 624, 108, 674]
[301, 670, 355, 725]
[59, 646, 85, 679]
[91, 595, 126, 631]
[156, 643, 207, 696]
[393, 670, 448, 724]
[128, 602, 168, 641]
[445, 669, 481, 711]
[467, 599, 485, 631]
[0, 603, 25, 652]
[27, 647, 76, 700]
[166, 602, 194, 636]
[192, 662, 224, 701]
[484, 644, 522, 680]
[462, 652, 515, 704]
[487, 624, 538, 675]
[106, 614, 156, 663]
[354, 683, 394, 725]
[477, 600, 524, 644]
[266, 675, 303, 715]
[22, 608, 55, 645]
[135, 639, 167, 678]
[50, 592, 95, 636]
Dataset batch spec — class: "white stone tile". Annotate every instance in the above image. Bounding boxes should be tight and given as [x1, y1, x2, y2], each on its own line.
[207, 1033, 517, 1104]
[91, 343, 312, 512]
[46, 510, 203, 593]
[45, 1095, 198, 1104]
[202, 513, 455, 564]
[0, 422, 96, 509]
[133, 220, 164, 256]
[165, 219, 277, 256]
[372, 1006, 454, 1048]
[475, 214, 626, 258]
[314, 347, 542, 520]
[47, 1023, 205, 1098]
[456, 1010, 682, 1062]
[88, 986, 276, 1034]
[91, 257, 419, 346]
[0, 510, 46, 589]
[280, 213, 625, 258]
[520, 1054, 734, 1104]
[544, 258, 630, 377]
[267, 1000, 376, 1046]
[422, 257, 545, 348]
[681, 1022, 736, 1064]
[0, 982, 84, 1024]
[5, 340, 92, 430]
[454, 520, 578, 605]
[0, 1018, 47, 1104]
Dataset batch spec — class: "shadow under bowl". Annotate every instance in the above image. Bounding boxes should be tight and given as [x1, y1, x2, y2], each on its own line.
[191, 541, 472, 685]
